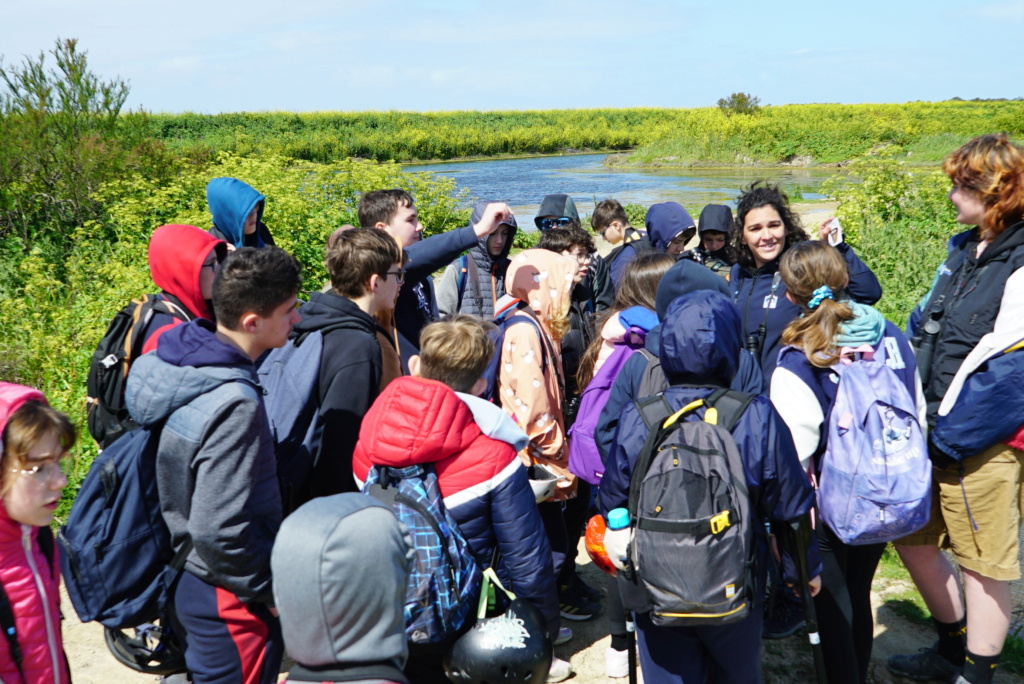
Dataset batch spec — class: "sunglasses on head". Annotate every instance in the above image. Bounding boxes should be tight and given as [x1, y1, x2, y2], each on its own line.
[539, 217, 572, 230]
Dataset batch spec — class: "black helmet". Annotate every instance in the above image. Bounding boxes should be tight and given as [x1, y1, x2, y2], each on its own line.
[444, 598, 552, 684]
[104, 617, 188, 676]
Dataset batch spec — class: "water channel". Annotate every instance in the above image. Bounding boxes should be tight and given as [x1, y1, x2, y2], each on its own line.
[405, 153, 841, 228]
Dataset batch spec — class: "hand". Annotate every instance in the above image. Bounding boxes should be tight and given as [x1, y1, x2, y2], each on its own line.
[472, 202, 514, 238]
[603, 526, 632, 571]
[268, 606, 279, 618]
[817, 217, 836, 241]
[787, 574, 822, 598]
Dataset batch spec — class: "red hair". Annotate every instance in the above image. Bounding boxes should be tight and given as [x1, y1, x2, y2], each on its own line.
[943, 133, 1024, 235]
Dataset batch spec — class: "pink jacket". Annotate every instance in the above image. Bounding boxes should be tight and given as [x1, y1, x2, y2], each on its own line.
[0, 382, 67, 684]
[0, 502, 67, 684]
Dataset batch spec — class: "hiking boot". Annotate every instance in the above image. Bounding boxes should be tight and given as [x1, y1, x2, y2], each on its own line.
[605, 646, 629, 679]
[554, 626, 573, 646]
[559, 584, 601, 621]
[887, 643, 961, 681]
[571, 571, 602, 603]
[547, 656, 574, 683]
[762, 594, 805, 639]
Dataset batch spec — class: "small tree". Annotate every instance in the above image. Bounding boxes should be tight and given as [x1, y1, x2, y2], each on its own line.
[717, 92, 762, 116]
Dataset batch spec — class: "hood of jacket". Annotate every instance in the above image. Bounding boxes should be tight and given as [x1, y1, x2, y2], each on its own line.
[655, 258, 731, 319]
[658, 291, 741, 386]
[0, 382, 46, 441]
[272, 493, 412, 671]
[455, 391, 529, 451]
[356, 376, 490, 467]
[291, 290, 378, 338]
[534, 194, 580, 229]
[470, 199, 518, 267]
[506, 249, 577, 332]
[698, 204, 733, 235]
[149, 224, 226, 320]
[206, 177, 266, 248]
[645, 202, 695, 251]
[126, 319, 256, 427]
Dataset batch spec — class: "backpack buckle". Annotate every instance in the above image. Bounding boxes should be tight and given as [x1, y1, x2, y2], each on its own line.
[710, 511, 731, 534]
[101, 354, 119, 369]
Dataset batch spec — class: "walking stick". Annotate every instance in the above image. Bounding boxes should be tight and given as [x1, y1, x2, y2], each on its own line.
[626, 617, 637, 684]
[786, 513, 827, 684]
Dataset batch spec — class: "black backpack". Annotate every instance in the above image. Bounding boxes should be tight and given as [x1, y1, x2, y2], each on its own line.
[86, 295, 193, 449]
[618, 389, 757, 627]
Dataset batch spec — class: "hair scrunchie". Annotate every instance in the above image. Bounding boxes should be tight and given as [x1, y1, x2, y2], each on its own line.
[807, 285, 834, 309]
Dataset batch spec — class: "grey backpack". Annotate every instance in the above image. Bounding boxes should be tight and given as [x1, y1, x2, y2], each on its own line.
[619, 389, 756, 627]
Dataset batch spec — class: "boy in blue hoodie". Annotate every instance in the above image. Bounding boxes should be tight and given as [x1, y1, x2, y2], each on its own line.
[206, 177, 275, 249]
[600, 290, 820, 683]
[126, 246, 302, 684]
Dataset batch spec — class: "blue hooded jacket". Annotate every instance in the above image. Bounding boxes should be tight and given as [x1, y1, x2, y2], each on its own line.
[599, 291, 820, 587]
[206, 177, 274, 248]
[594, 260, 763, 462]
[645, 202, 695, 252]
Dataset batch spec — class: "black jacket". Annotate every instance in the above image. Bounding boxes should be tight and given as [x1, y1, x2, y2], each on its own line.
[292, 291, 386, 497]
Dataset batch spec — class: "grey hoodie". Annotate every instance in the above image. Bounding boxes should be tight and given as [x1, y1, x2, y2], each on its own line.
[272, 494, 414, 681]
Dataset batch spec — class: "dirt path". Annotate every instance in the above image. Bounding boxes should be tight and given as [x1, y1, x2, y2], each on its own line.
[62, 542, 1022, 683]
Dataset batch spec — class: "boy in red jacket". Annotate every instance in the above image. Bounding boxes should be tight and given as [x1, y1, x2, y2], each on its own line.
[353, 316, 570, 683]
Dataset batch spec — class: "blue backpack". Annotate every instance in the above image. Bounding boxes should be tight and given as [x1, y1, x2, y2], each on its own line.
[259, 321, 367, 514]
[59, 426, 191, 629]
[364, 464, 481, 644]
[817, 344, 931, 545]
[481, 301, 553, 404]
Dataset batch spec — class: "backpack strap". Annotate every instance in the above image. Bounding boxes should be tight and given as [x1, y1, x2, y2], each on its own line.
[703, 389, 756, 432]
[0, 577, 26, 682]
[455, 254, 470, 308]
[626, 395, 697, 519]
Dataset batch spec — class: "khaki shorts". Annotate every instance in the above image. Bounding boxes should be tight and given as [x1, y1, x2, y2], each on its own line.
[896, 443, 1024, 581]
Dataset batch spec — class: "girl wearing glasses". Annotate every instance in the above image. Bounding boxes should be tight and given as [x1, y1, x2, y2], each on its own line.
[0, 382, 75, 683]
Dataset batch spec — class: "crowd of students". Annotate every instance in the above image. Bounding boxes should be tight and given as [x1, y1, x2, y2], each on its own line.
[2, 133, 1024, 684]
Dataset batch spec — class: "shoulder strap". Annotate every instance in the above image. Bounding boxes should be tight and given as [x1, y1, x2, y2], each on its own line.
[465, 256, 485, 314]
[703, 389, 756, 432]
[456, 254, 470, 307]
[294, 320, 372, 347]
[0, 577, 25, 681]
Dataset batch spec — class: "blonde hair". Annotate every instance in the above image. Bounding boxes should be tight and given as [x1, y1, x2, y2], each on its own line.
[1, 401, 75, 496]
[418, 315, 496, 393]
[779, 241, 854, 368]
[943, 133, 1024, 235]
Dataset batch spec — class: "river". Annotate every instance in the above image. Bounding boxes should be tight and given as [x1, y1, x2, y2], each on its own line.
[404, 153, 840, 229]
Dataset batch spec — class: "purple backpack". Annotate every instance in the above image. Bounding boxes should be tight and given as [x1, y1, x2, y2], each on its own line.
[817, 344, 930, 545]
[568, 334, 646, 485]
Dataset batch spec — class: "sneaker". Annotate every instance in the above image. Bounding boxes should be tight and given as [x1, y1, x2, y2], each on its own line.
[605, 646, 629, 679]
[554, 626, 573, 646]
[886, 642, 961, 682]
[571, 571, 602, 603]
[547, 656, 574, 683]
[762, 595, 805, 639]
[559, 584, 601, 621]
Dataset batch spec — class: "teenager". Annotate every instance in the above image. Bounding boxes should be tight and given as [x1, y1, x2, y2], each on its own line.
[358, 189, 511, 361]
[890, 134, 1024, 684]
[0, 384, 74, 684]
[206, 177, 275, 249]
[590, 199, 650, 288]
[289, 228, 405, 497]
[126, 246, 303, 684]
[353, 317, 562, 683]
[436, 199, 518, 319]
[771, 241, 924, 684]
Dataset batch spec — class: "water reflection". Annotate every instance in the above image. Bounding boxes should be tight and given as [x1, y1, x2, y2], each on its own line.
[405, 154, 839, 228]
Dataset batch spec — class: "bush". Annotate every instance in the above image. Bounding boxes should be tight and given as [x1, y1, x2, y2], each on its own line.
[717, 92, 762, 116]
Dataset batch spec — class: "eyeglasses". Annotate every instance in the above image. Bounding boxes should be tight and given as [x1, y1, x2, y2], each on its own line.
[539, 217, 572, 230]
[385, 269, 406, 284]
[565, 251, 591, 263]
[11, 456, 72, 485]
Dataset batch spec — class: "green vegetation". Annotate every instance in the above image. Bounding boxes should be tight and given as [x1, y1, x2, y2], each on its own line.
[718, 92, 762, 116]
[144, 101, 1024, 167]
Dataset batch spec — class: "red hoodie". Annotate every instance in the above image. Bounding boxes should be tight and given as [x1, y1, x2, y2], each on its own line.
[143, 224, 226, 354]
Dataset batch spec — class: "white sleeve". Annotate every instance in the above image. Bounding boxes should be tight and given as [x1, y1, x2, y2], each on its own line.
[993, 267, 1024, 338]
[770, 366, 825, 472]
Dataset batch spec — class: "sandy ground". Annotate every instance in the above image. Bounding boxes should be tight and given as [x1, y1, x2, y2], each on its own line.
[62, 540, 1023, 683]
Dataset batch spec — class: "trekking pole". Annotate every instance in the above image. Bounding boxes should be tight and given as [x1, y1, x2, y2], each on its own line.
[626, 617, 637, 684]
[787, 513, 827, 684]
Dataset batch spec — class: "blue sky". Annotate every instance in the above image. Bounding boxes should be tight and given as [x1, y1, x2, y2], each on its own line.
[2, 0, 1021, 113]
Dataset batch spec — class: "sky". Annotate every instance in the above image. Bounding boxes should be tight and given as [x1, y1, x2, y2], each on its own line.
[2, 0, 1022, 114]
